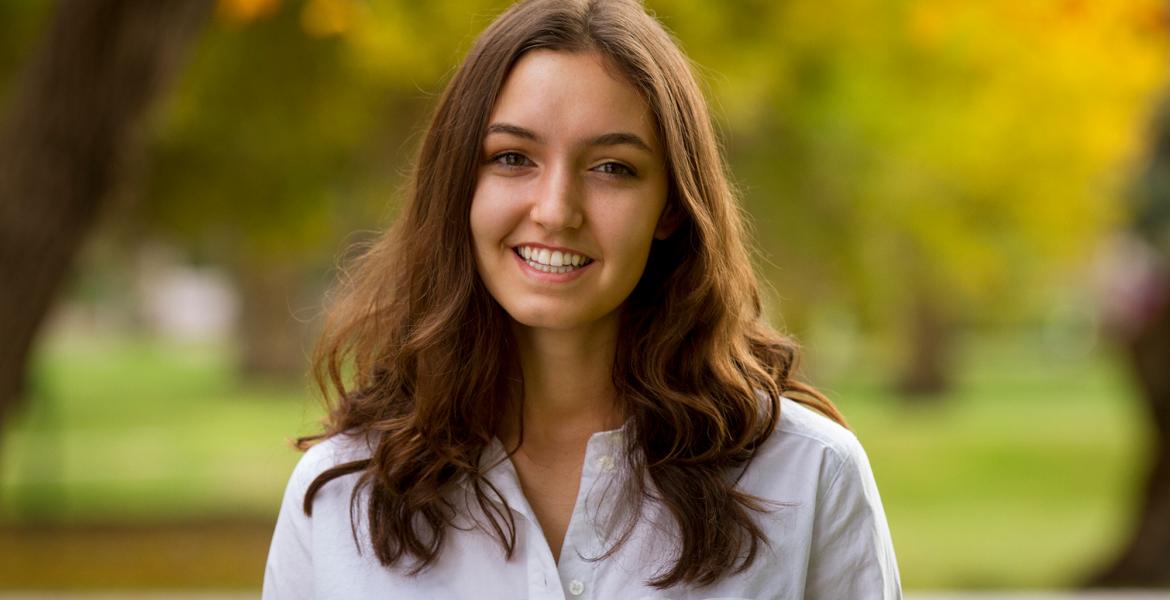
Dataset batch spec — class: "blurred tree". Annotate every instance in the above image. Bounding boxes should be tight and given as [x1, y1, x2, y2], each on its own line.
[0, 3, 51, 101]
[138, 0, 509, 378]
[661, 0, 1169, 397]
[1090, 97, 1170, 586]
[7, 0, 1162, 398]
[132, 0, 1170, 392]
[0, 0, 210, 429]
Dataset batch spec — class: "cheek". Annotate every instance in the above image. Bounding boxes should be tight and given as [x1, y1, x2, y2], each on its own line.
[470, 182, 514, 253]
[595, 208, 660, 274]
[602, 188, 667, 258]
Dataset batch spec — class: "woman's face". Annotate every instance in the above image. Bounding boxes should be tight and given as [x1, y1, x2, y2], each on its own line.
[470, 50, 673, 333]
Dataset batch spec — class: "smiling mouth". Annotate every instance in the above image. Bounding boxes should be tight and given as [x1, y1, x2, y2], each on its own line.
[512, 245, 595, 274]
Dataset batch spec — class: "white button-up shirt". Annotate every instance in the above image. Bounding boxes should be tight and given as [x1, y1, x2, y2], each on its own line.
[263, 398, 902, 599]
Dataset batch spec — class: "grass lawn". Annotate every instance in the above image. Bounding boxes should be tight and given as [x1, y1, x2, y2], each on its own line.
[0, 329, 1151, 590]
[1, 334, 322, 524]
[832, 336, 1148, 590]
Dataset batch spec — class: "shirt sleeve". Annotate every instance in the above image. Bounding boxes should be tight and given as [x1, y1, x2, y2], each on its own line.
[805, 433, 902, 599]
[262, 449, 320, 600]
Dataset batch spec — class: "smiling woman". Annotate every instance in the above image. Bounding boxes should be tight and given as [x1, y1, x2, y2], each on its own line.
[471, 49, 677, 562]
[261, 1, 901, 599]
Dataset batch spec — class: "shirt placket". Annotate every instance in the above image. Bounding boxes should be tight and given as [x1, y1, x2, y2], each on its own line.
[556, 429, 625, 600]
[478, 429, 629, 600]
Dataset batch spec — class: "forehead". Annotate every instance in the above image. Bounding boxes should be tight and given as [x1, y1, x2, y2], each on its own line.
[487, 49, 659, 150]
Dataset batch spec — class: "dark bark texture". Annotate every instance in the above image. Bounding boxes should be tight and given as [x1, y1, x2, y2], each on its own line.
[1089, 96, 1170, 587]
[1091, 274, 1170, 586]
[236, 261, 313, 379]
[894, 284, 953, 399]
[0, 0, 210, 429]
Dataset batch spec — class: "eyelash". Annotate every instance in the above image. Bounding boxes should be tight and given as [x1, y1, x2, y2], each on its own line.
[489, 151, 637, 177]
[594, 161, 636, 177]
[492, 151, 532, 169]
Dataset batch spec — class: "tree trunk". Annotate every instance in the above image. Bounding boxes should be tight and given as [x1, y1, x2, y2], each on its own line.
[1088, 90, 1170, 586]
[0, 0, 211, 429]
[234, 261, 313, 380]
[1089, 272, 1170, 586]
[895, 280, 953, 399]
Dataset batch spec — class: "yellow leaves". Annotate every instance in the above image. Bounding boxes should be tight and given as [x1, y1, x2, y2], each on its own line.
[907, 2, 948, 50]
[343, 2, 510, 89]
[344, 3, 434, 82]
[215, 0, 281, 24]
[714, 0, 1170, 322]
[216, 0, 359, 38]
[301, 0, 357, 38]
[197, 0, 1168, 324]
[210, 0, 486, 87]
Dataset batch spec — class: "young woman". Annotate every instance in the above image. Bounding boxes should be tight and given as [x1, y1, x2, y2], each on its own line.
[263, 0, 901, 598]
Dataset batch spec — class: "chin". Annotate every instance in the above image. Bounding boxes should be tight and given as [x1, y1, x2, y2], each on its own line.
[506, 309, 585, 331]
[497, 298, 577, 329]
[501, 297, 624, 334]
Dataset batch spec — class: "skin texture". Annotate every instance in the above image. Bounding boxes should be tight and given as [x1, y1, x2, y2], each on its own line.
[471, 49, 672, 338]
[469, 49, 674, 561]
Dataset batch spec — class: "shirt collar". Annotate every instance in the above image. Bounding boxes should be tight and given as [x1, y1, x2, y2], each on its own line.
[469, 421, 634, 521]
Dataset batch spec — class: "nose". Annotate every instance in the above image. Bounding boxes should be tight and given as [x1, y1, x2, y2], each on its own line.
[530, 163, 584, 231]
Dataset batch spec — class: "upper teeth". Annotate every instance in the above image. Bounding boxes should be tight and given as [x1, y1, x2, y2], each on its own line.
[517, 246, 591, 268]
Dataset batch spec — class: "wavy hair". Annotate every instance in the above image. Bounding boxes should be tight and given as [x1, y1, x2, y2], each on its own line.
[300, 0, 845, 589]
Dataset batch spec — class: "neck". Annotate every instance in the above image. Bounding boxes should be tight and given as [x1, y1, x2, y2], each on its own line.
[502, 316, 624, 449]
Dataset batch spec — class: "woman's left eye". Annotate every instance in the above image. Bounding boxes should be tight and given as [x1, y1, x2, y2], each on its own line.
[594, 161, 636, 177]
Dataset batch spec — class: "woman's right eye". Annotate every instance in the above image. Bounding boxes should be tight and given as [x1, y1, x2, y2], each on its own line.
[491, 151, 532, 168]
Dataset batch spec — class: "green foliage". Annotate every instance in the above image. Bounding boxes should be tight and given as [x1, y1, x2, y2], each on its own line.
[0, 1, 51, 103]
[134, 0, 1170, 332]
[658, 0, 1170, 329]
[5, 0, 1167, 328]
[141, 0, 515, 269]
[144, 2, 379, 266]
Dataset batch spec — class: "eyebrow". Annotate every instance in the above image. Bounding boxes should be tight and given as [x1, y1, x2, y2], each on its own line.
[485, 122, 654, 153]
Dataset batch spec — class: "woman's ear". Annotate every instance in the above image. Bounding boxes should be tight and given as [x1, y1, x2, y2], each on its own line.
[654, 202, 684, 240]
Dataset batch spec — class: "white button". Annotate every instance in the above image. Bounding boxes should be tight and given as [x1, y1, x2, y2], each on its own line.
[597, 455, 615, 471]
[568, 579, 585, 596]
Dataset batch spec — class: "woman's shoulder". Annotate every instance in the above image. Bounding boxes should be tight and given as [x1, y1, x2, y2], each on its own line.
[288, 432, 376, 491]
[766, 398, 902, 595]
[742, 396, 871, 492]
[774, 396, 862, 460]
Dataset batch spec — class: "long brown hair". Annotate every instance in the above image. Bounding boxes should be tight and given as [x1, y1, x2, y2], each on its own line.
[301, 0, 845, 589]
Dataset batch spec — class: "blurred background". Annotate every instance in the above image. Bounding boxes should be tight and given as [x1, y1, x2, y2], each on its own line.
[1, 0, 1169, 594]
